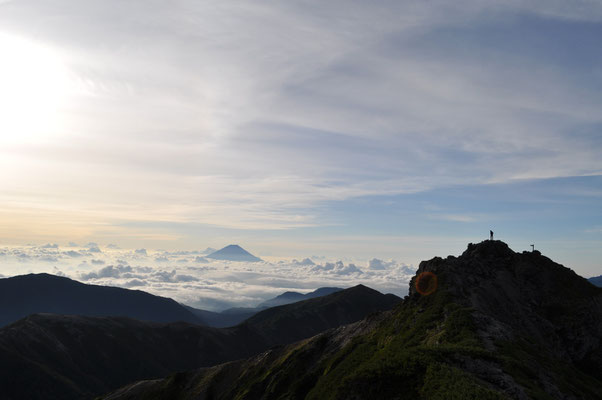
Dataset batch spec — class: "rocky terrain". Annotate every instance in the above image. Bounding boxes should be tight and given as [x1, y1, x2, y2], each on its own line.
[103, 241, 602, 399]
[0, 285, 399, 400]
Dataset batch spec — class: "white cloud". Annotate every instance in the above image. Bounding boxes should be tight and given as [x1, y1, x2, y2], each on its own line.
[310, 261, 363, 276]
[292, 258, 315, 266]
[80, 264, 133, 280]
[0, 244, 414, 311]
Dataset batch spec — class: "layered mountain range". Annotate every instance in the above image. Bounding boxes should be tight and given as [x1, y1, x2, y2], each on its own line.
[0, 273, 345, 329]
[0, 284, 399, 399]
[185, 287, 343, 328]
[103, 241, 602, 400]
[589, 275, 602, 287]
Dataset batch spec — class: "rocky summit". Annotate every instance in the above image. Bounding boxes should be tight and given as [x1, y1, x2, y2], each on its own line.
[103, 240, 602, 400]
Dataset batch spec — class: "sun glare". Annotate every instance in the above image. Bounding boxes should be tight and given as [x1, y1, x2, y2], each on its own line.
[0, 33, 73, 144]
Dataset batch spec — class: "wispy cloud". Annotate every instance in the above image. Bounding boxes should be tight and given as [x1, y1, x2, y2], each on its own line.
[0, 1, 600, 233]
[0, 1, 601, 275]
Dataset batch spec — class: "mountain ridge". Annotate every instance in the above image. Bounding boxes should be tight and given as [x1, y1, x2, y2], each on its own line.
[589, 275, 602, 287]
[0, 284, 400, 399]
[184, 287, 344, 328]
[0, 273, 203, 327]
[104, 240, 602, 400]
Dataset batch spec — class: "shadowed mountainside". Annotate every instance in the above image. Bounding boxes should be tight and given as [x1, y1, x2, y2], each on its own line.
[257, 287, 343, 308]
[0, 285, 399, 400]
[185, 287, 344, 328]
[0, 273, 203, 327]
[589, 275, 602, 287]
[104, 241, 602, 400]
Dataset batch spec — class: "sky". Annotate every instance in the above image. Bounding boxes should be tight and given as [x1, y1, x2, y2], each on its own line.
[0, 0, 601, 303]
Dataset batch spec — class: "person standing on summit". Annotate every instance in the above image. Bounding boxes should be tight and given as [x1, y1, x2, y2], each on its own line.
[490, 230, 494, 240]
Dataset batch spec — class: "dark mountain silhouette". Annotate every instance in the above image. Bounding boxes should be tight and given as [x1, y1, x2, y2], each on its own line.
[182, 306, 257, 328]
[205, 244, 262, 262]
[0, 285, 399, 400]
[258, 287, 342, 308]
[184, 287, 344, 328]
[589, 275, 602, 287]
[105, 241, 602, 400]
[0, 273, 202, 327]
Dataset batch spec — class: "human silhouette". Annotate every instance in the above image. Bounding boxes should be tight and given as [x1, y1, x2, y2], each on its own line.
[490, 230, 494, 240]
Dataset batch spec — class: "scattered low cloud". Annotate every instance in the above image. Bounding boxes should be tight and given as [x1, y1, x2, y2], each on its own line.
[310, 261, 363, 276]
[152, 269, 198, 283]
[80, 264, 133, 280]
[122, 279, 146, 287]
[135, 248, 147, 256]
[0, 244, 415, 311]
[292, 258, 315, 266]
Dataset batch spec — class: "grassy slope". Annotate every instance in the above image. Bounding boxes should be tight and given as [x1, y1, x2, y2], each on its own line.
[105, 287, 508, 399]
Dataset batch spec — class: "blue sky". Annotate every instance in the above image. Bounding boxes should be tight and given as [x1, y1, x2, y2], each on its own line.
[0, 1, 601, 278]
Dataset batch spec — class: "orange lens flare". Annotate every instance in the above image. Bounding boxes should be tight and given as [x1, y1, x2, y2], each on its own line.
[415, 271, 437, 296]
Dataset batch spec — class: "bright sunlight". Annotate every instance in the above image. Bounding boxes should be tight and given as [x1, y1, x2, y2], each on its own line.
[0, 33, 72, 143]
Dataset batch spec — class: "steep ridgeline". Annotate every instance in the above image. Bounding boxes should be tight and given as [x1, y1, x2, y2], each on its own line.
[0, 273, 203, 327]
[105, 241, 602, 400]
[0, 285, 399, 400]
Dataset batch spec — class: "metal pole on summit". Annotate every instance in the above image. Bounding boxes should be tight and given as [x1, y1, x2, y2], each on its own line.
[490, 230, 493, 240]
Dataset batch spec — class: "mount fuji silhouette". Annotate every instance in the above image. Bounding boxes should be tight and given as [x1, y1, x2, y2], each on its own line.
[205, 245, 262, 262]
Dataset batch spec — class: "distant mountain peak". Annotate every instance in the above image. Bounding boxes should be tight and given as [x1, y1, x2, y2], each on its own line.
[206, 245, 262, 262]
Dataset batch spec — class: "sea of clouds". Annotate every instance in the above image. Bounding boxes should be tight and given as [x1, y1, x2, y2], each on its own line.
[0, 243, 415, 311]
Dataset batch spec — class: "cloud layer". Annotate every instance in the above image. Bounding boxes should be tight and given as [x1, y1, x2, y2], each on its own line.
[0, 243, 415, 310]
